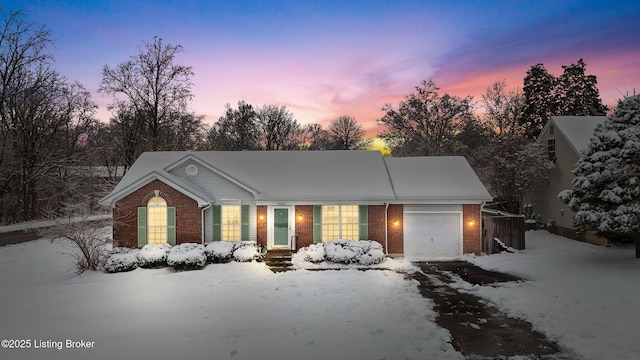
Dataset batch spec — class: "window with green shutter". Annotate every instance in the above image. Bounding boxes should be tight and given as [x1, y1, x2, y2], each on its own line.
[313, 205, 322, 243]
[137, 207, 147, 247]
[241, 205, 250, 241]
[167, 207, 176, 246]
[359, 205, 368, 240]
[212, 205, 221, 241]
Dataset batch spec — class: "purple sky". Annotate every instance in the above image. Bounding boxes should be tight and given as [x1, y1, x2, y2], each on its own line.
[6, 0, 640, 136]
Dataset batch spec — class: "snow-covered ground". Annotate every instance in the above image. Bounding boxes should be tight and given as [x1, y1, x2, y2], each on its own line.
[1, 229, 638, 360]
[464, 231, 640, 360]
[0, 228, 458, 360]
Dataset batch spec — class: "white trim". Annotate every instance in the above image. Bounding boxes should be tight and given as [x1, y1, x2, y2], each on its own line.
[266, 205, 295, 250]
[98, 171, 211, 207]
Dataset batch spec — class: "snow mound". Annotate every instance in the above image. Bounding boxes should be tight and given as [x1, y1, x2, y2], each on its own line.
[205, 241, 236, 263]
[167, 243, 206, 271]
[137, 243, 171, 268]
[232, 242, 265, 262]
[297, 240, 386, 265]
[104, 247, 139, 273]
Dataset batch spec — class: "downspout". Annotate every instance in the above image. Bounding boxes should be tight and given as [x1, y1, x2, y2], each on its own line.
[480, 201, 487, 254]
[384, 202, 389, 255]
[201, 203, 213, 244]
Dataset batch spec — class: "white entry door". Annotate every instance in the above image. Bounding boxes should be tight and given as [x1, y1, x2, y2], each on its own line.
[403, 212, 462, 260]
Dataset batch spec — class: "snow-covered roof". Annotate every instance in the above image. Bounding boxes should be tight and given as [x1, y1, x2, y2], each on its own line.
[383, 156, 492, 202]
[99, 151, 491, 206]
[544, 116, 607, 154]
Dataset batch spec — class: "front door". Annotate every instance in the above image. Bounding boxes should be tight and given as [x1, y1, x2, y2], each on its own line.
[274, 208, 289, 247]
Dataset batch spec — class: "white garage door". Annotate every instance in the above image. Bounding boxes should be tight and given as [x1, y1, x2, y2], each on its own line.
[404, 212, 462, 260]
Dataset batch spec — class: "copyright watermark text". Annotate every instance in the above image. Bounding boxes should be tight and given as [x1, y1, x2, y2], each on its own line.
[2, 339, 95, 350]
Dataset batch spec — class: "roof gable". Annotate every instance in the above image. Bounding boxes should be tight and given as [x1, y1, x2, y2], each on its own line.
[540, 116, 607, 154]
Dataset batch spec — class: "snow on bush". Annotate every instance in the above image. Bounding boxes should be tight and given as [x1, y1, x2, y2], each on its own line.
[104, 247, 139, 273]
[205, 241, 236, 263]
[302, 243, 325, 263]
[232, 242, 265, 262]
[167, 243, 206, 271]
[298, 240, 386, 265]
[137, 243, 172, 268]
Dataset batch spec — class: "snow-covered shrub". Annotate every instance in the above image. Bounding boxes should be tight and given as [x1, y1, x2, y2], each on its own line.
[167, 243, 206, 271]
[325, 240, 359, 264]
[205, 241, 236, 263]
[104, 247, 139, 273]
[302, 243, 325, 263]
[232, 242, 266, 262]
[298, 240, 386, 265]
[137, 243, 172, 268]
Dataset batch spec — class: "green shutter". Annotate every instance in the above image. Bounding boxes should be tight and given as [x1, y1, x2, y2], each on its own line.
[359, 205, 368, 240]
[137, 207, 147, 247]
[212, 205, 221, 241]
[167, 207, 176, 246]
[313, 205, 322, 243]
[241, 205, 250, 241]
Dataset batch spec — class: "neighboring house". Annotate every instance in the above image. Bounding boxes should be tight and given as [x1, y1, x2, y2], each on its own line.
[533, 116, 608, 243]
[99, 151, 492, 259]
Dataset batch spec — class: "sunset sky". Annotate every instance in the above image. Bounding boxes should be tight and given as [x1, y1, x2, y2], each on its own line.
[5, 0, 640, 136]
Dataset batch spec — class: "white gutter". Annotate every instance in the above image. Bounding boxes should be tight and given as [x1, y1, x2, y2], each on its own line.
[201, 203, 213, 244]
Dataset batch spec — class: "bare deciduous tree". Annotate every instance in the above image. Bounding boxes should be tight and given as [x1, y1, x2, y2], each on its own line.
[100, 36, 202, 163]
[327, 115, 372, 150]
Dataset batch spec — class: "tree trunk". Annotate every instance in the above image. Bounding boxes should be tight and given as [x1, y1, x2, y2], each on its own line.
[636, 235, 640, 259]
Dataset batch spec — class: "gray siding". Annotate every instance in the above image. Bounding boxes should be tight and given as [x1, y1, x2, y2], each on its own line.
[170, 160, 257, 242]
[536, 125, 579, 229]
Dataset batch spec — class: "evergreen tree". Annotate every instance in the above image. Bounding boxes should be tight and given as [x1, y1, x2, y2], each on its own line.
[559, 95, 640, 257]
[522, 59, 608, 139]
[557, 59, 608, 116]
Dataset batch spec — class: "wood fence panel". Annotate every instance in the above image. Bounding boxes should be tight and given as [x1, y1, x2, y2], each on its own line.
[482, 212, 525, 254]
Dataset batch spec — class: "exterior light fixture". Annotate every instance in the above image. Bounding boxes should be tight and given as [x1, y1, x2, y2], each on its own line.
[393, 220, 400, 226]
[468, 220, 475, 227]
[297, 215, 303, 221]
[259, 215, 264, 221]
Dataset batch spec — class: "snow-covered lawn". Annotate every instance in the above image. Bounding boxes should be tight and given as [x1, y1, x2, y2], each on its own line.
[0, 230, 458, 360]
[465, 230, 640, 360]
[1, 229, 638, 360]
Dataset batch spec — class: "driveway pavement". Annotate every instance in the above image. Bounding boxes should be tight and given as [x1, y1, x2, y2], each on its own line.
[411, 261, 579, 359]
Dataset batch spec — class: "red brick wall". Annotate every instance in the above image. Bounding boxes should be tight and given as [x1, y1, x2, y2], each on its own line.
[387, 204, 404, 255]
[257, 206, 267, 247]
[295, 205, 313, 249]
[463, 204, 482, 255]
[113, 179, 202, 248]
[367, 205, 386, 246]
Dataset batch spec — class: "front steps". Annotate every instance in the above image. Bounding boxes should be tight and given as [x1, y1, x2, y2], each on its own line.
[265, 250, 293, 272]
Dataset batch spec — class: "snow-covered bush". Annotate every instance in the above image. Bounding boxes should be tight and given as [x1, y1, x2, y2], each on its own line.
[302, 243, 325, 263]
[232, 242, 266, 262]
[167, 243, 206, 271]
[205, 241, 236, 263]
[104, 247, 139, 273]
[297, 240, 386, 265]
[137, 243, 172, 268]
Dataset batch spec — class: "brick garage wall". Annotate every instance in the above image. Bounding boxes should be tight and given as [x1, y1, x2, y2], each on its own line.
[256, 206, 267, 247]
[295, 205, 313, 249]
[367, 205, 386, 246]
[387, 204, 404, 256]
[113, 179, 202, 248]
[463, 204, 482, 255]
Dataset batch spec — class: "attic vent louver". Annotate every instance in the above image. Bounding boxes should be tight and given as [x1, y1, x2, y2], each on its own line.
[185, 164, 199, 177]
